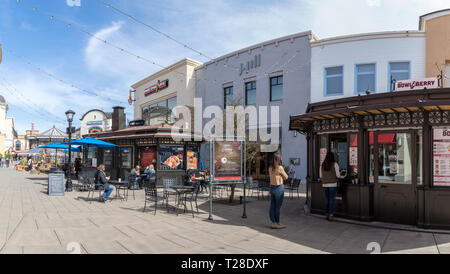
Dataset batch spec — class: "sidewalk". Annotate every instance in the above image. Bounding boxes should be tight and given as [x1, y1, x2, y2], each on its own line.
[0, 168, 447, 254]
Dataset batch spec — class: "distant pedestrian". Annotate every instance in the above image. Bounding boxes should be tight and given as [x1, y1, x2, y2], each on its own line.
[268, 152, 289, 229]
[320, 152, 340, 221]
[288, 159, 296, 179]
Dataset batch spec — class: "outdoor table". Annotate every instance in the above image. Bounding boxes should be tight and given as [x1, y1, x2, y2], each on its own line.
[170, 185, 195, 213]
[108, 180, 128, 201]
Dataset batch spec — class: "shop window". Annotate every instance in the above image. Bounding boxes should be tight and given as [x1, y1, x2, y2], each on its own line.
[432, 128, 450, 186]
[104, 149, 113, 167]
[348, 133, 359, 183]
[224, 86, 233, 109]
[270, 76, 283, 101]
[159, 145, 184, 170]
[245, 81, 256, 105]
[187, 146, 199, 170]
[121, 148, 132, 169]
[325, 66, 343, 96]
[389, 62, 410, 91]
[356, 64, 376, 94]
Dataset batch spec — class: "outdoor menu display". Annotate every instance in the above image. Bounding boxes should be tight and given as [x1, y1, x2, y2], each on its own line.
[213, 141, 242, 181]
[104, 150, 113, 167]
[159, 145, 184, 170]
[140, 148, 156, 168]
[433, 128, 450, 186]
[121, 148, 132, 169]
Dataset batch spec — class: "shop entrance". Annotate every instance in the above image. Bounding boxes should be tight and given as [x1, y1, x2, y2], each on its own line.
[329, 133, 348, 176]
[371, 131, 417, 225]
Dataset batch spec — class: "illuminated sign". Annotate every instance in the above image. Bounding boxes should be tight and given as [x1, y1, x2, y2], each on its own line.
[144, 79, 169, 96]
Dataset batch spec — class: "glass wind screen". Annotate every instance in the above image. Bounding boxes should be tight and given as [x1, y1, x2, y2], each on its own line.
[377, 133, 412, 184]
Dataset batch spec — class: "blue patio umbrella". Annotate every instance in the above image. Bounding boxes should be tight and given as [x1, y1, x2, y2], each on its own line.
[39, 142, 70, 149]
[67, 137, 117, 148]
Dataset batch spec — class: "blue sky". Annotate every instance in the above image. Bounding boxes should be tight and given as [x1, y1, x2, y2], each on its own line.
[0, 0, 449, 134]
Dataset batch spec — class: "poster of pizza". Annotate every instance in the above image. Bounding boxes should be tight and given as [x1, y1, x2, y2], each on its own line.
[433, 128, 450, 186]
[213, 141, 242, 181]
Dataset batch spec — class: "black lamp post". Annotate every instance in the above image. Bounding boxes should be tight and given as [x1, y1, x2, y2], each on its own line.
[65, 110, 75, 192]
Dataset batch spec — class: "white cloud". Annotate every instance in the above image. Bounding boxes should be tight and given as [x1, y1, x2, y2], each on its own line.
[366, 0, 381, 7]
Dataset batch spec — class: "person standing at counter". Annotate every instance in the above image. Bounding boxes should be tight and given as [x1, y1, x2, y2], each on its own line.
[268, 152, 289, 229]
[320, 152, 340, 221]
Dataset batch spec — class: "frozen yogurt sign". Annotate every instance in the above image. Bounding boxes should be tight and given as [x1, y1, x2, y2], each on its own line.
[395, 78, 438, 91]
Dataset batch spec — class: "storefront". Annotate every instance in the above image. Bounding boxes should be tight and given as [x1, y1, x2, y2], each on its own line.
[290, 88, 450, 229]
[89, 124, 202, 185]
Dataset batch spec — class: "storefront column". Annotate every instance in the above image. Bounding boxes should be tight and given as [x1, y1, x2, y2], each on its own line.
[306, 131, 312, 210]
[418, 112, 432, 228]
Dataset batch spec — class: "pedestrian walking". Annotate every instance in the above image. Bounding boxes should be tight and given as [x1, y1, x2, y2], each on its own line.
[320, 152, 340, 221]
[268, 152, 289, 229]
[288, 159, 296, 179]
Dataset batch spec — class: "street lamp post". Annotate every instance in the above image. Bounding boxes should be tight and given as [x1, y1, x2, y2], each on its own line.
[65, 110, 75, 192]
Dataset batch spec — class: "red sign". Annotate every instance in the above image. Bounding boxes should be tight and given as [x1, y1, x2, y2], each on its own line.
[144, 79, 169, 96]
[140, 148, 156, 168]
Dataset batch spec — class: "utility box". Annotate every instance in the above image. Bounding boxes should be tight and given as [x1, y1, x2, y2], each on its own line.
[48, 172, 65, 196]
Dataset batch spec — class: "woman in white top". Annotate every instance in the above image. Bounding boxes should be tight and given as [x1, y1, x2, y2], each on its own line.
[320, 152, 340, 221]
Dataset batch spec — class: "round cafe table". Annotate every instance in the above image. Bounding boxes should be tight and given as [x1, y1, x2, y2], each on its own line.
[108, 180, 128, 201]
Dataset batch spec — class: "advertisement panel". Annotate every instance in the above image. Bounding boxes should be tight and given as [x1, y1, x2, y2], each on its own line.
[213, 141, 242, 181]
[395, 78, 438, 91]
[433, 128, 450, 186]
[140, 148, 156, 168]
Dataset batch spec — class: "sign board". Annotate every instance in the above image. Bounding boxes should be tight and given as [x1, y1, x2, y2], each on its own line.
[87, 121, 103, 126]
[349, 147, 358, 167]
[433, 128, 450, 186]
[129, 120, 146, 127]
[48, 173, 65, 196]
[213, 141, 242, 181]
[395, 78, 438, 91]
[144, 79, 169, 96]
[140, 148, 156, 168]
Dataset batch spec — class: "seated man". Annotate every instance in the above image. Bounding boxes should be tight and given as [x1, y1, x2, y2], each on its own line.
[143, 165, 156, 179]
[95, 164, 114, 202]
[130, 165, 142, 188]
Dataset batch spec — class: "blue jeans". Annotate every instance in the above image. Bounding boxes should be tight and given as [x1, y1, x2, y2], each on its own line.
[324, 187, 337, 214]
[102, 186, 114, 201]
[269, 184, 285, 223]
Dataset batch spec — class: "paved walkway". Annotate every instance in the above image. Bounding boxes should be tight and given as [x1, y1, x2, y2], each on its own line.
[0, 168, 449, 254]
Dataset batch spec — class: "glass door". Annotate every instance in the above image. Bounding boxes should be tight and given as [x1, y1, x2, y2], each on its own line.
[374, 131, 416, 225]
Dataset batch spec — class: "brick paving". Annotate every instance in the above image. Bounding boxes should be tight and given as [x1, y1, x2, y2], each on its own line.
[0, 168, 447, 254]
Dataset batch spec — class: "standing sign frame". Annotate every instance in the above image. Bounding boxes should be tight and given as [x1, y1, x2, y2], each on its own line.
[208, 138, 247, 220]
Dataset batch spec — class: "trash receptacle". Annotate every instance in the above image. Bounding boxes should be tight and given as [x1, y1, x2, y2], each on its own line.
[48, 172, 65, 196]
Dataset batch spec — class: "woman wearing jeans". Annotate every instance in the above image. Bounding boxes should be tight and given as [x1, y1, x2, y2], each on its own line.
[268, 152, 289, 229]
[320, 152, 340, 221]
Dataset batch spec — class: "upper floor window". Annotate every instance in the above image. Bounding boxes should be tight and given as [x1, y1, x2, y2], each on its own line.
[245, 81, 256, 105]
[389, 62, 410, 91]
[325, 66, 343, 96]
[142, 96, 177, 126]
[224, 86, 233, 108]
[15, 141, 21, 151]
[356, 64, 376, 94]
[270, 76, 283, 101]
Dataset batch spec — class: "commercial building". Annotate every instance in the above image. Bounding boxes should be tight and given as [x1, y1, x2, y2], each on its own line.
[290, 9, 450, 229]
[76, 109, 112, 139]
[132, 58, 202, 127]
[196, 31, 315, 181]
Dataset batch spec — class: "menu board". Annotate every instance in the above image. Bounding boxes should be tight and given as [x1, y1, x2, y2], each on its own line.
[433, 128, 450, 186]
[140, 148, 156, 168]
[349, 147, 358, 167]
[121, 148, 132, 168]
[214, 141, 242, 181]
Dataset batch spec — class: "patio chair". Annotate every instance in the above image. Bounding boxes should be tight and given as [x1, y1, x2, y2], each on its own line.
[162, 177, 179, 212]
[246, 177, 259, 197]
[77, 174, 91, 192]
[86, 177, 104, 203]
[285, 178, 301, 199]
[257, 179, 271, 200]
[178, 182, 201, 218]
[143, 179, 165, 215]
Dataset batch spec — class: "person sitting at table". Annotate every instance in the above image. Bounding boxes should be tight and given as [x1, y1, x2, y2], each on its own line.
[144, 165, 156, 179]
[130, 165, 142, 187]
[95, 164, 114, 202]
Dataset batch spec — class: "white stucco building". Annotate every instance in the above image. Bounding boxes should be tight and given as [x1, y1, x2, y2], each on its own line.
[78, 109, 112, 138]
[311, 31, 427, 103]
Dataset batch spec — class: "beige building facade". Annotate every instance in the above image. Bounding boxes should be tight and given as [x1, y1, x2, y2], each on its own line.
[131, 58, 202, 126]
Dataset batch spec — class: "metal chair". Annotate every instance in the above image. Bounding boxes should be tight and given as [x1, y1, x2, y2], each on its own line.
[285, 178, 301, 198]
[143, 178, 165, 215]
[178, 182, 201, 218]
[257, 179, 271, 200]
[86, 177, 104, 203]
[246, 177, 259, 197]
[162, 177, 179, 212]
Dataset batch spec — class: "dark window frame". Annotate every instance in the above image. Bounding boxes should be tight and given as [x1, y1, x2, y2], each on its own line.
[224, 86, 234, 109]
[270, 76, 283, 102]
[245, 81, 256, 106]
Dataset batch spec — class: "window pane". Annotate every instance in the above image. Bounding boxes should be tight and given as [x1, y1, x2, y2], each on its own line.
[326, 76, 343, 95]
[271, 85, 283, 101]
[390, 62, 409, 71]
[167, 97, 177, 110]
[277, 76, 283, 85]
[392, 72, 409, 81]
[357, 74, 375, 93]
[357, 64, 375, 74]
[326, 66, 342, 76]
[159, 146, 184, 170]
[246, 81, 256, 105]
